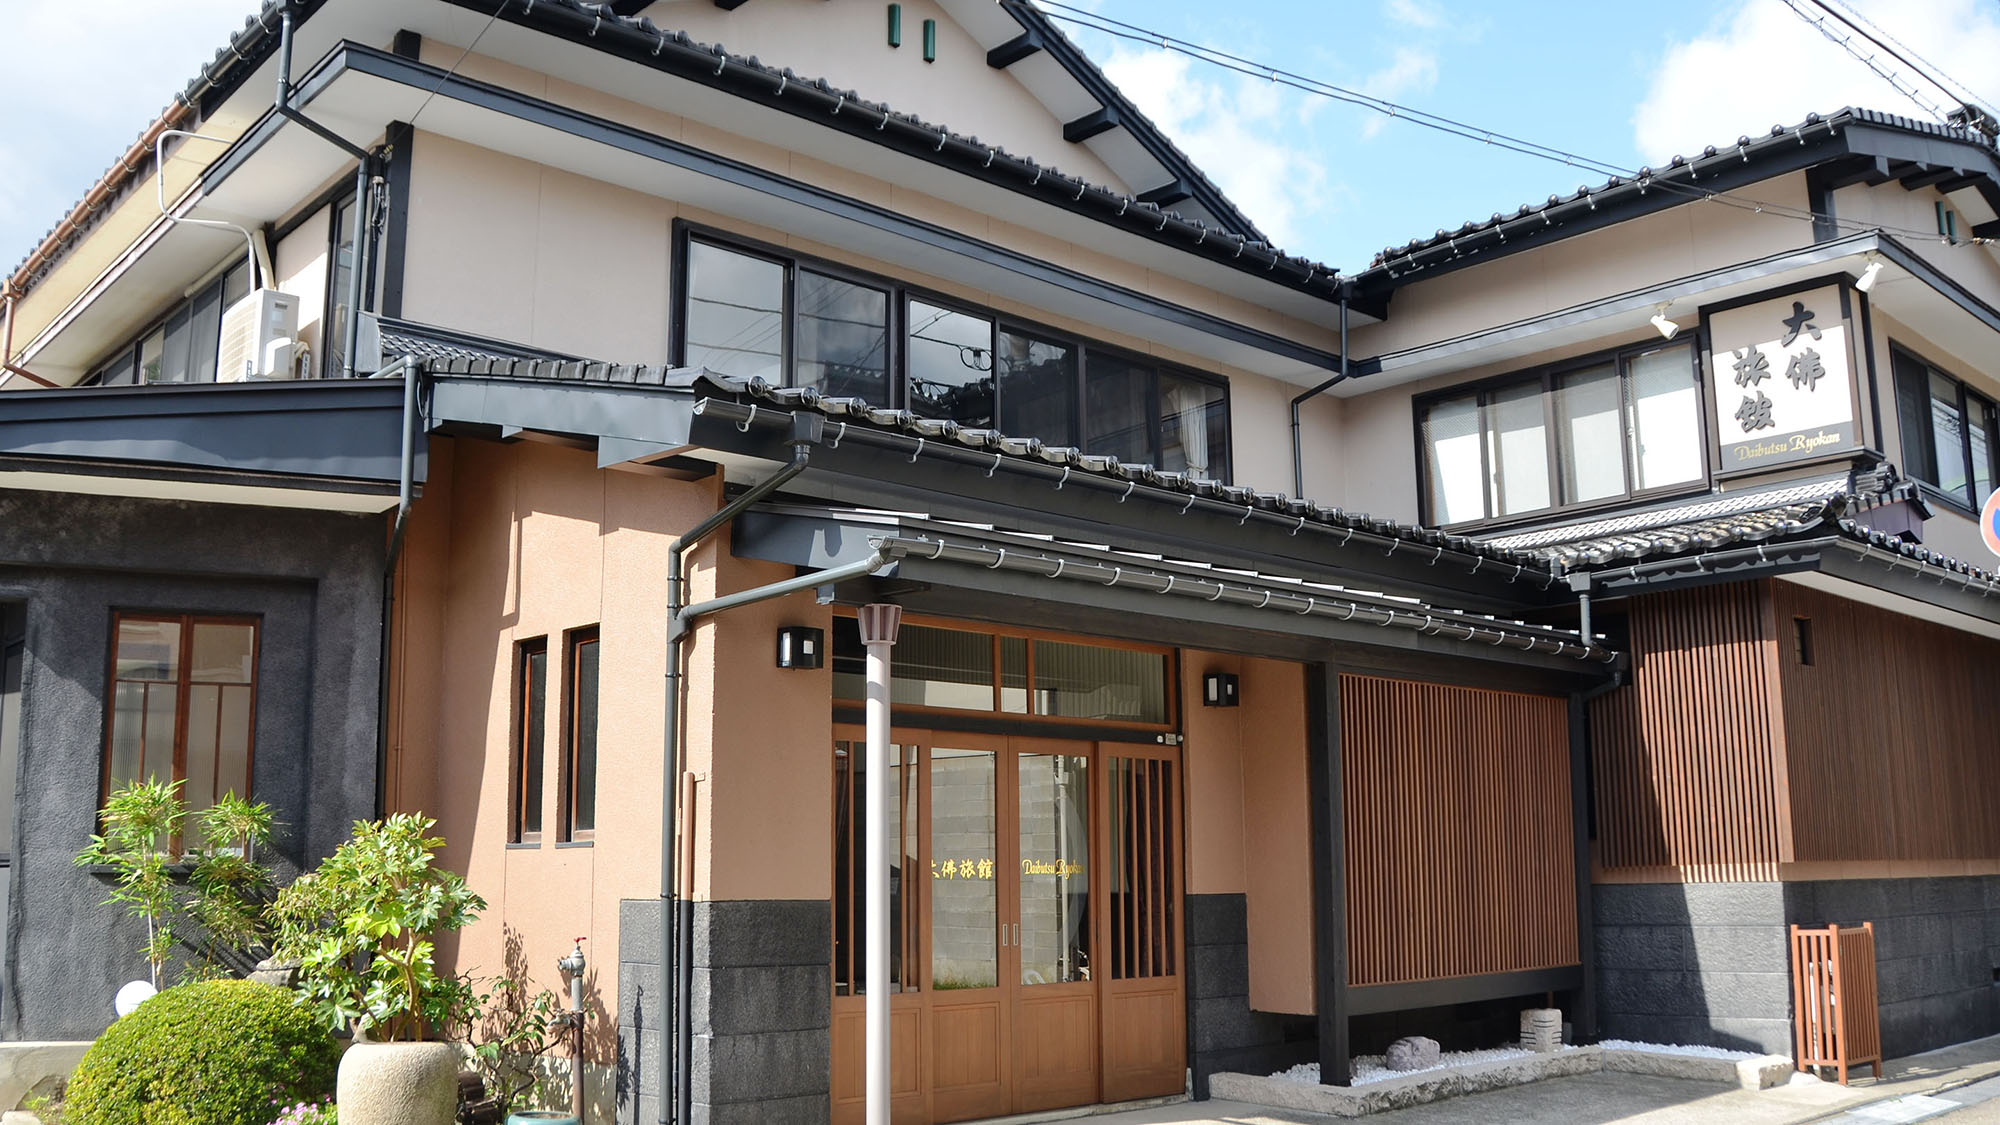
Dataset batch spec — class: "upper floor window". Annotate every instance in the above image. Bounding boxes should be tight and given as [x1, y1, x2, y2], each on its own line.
[676, 227, 1231, 481]
[103, 613, 259, 846]
[87, 261, 253, 387]
[1893, 347, 1998, 510]
[512, 637, 548, 844]
[1418, 340, 1703, 526]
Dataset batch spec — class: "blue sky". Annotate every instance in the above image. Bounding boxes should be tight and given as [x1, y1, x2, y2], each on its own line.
[5, 0, 2000, 277]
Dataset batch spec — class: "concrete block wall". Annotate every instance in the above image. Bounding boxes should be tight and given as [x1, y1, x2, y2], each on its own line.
[1594, 877, 2000, 1060]
[1185, 893, 1312, 1097]
[617, 898, 832, 1125]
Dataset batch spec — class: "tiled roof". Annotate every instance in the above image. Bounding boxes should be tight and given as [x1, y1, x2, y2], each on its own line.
[1359, 106, 1999, 281]
[424, 354, 1556, 574]
[377, 318, 574, 367]
[435, 0, 1339, 289]
[1490, 468, 1998, 586]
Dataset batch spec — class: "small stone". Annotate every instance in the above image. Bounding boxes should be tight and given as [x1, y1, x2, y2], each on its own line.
[246, 957, 299, 989]
[1385, 1036, 1441, 1071]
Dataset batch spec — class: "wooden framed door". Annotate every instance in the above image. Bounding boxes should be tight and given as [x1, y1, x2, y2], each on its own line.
[1098, 747, 1187, 1103]
[832, 730, 1180, 1124]
[1008, 738, 1099, 1112]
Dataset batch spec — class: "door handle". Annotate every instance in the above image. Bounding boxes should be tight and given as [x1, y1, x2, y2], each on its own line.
[999, 922, 1008, 947]
[1013, 923, 1020, 946]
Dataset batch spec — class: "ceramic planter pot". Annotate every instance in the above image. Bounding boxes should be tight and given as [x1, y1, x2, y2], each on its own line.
[506, 1113, 581, 1125]
[337, 1040, 460, 1125]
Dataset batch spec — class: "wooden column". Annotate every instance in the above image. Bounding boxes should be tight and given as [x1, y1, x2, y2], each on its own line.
[1305, 663, 1350, 1086]
[1566, 694, 1599, 1042]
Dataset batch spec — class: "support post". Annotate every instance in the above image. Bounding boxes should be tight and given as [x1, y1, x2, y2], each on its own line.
[857, 603, 903, 1125]
[1566, 694, 1599, 1042]
[1305, 663, 1350, 1085]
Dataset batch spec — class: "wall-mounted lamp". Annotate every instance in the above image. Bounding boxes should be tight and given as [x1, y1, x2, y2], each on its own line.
[1855, 253, 1883, 293]
[776, 625, 825, 669]
[1202, 671, 1239, 708]
[1649, 303, 1680, 340]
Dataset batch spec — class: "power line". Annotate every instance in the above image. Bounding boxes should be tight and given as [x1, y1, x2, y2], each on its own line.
[1784, 0, 1947, 123]
[1810, 0, 1998, 123]
[1009, 0, 1992, 253]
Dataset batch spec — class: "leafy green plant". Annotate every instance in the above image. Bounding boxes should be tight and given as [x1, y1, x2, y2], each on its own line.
[271, 813, 485, 1041]
[185, 794, 278, 975]
[74, 779, 186, 986]
[444, 977, 569, 1114]
[63, 979, 338, 1125]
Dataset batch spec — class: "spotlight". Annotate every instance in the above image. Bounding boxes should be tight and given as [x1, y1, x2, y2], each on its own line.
[1649, 304, 1680, 340]
[1855, 254, 1883, 293]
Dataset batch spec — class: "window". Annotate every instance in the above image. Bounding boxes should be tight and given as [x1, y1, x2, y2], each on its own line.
[1893, 347, 1998, 510]
[1418, 339, 1702, 526]
[831, 739, 919, 996]
[831, 618, 1172, 725]
[85, 260, 251, 387]
[513, 638, 548, 844]
[103, 614, 258, 846]
[560, 628, 599, 843]
[323, 193, 359, 379]
[675, 226, 1231, 480]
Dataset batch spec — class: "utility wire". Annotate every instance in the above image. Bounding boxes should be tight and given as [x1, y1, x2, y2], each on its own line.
[1009, 0, 1993, 253]
[1784, 0, 1947, 123]
[408, 0, 511, 129]
[1810, 0, 1998, 124]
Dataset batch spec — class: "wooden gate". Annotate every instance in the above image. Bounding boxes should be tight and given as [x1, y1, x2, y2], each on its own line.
[1789, 922, 1881, 1085]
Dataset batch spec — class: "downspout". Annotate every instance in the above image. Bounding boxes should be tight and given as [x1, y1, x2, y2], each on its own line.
[659, 415, 823, 1125]
[277, 8, 373, 378]
[1291, 281, 1351, 498]
[372, 355, 418, 819]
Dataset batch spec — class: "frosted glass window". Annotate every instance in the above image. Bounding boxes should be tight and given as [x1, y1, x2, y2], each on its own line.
[1557, 364, 1623, 503]
[1423, 394, 1486, 524]
[1626, 346, 1704, 490]
[104, 615, 258, 851]
[1487, 382, 1550, 516]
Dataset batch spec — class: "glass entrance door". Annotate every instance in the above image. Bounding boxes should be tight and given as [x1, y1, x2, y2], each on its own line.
[1010, 743, 1097, 1112]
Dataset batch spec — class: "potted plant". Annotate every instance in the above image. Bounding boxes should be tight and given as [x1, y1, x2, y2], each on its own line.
[271, 814, 484, 1125]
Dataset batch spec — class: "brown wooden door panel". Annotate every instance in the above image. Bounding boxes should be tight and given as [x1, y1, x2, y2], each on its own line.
[1013, 986, 1098, 1111]
[929, 997, 1010, 1122]
[1101, 983, 1184, 1102]
[831, 1001, 927, 1125]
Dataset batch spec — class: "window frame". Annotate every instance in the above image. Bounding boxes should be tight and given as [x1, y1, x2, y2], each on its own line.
[1889, 341, 2000, 513]
[83, 257, 253, 387]
[1413, 336, 1709, 530]
[511, 636, 549, 846]
[670, 220, 1232, 482]
[98, 611, 262, 824]
[559, 626, 600, 844]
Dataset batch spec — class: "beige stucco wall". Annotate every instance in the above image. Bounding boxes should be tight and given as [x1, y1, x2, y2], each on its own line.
[399, 131, 1323, 493]
[631, 0, 1127, 192]
[1838, 183, 2000, 319]
[273, 206, 331, 376]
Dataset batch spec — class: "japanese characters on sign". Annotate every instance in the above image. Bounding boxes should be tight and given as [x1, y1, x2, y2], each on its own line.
[926, 857, 1087, 879]
[1709, 285, 1860, 472]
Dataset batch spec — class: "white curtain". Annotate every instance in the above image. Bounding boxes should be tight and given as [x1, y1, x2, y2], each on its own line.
[1165, 383, 1210, 480]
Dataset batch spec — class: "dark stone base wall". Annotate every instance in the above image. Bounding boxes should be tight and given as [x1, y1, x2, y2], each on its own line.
[1595, 877, 2000, 1060]
[1186, 893, 1314, 1097]
[618, 898, 832, 1125]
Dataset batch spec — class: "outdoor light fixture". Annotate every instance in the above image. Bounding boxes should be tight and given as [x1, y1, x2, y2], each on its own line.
[776, 625, 825, 669]
[1855, 254, 1884, 293]
[1202, 671, 1240, 707]
[1649, 303, 1680, 340]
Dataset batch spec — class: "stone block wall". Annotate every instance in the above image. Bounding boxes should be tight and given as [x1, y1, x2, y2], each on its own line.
[1185, 893, 1312, 1096]
[617, 898, 832, 1125]
[1594, 877, 2000, 1060]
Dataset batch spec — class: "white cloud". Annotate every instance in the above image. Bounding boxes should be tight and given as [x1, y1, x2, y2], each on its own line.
[1100, 44, 1330, 250]
[0, 0, 263, 264]
[1357, 47, 1439, 138]
[1385, 0, 1445, 31]
[1634, 0, 2000, 163]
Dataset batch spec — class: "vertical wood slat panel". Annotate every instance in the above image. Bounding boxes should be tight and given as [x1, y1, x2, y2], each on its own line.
[1589, 583, 1785, 882]
[1340, 675, 1578, 987]
[1774, 581, 2000, 863]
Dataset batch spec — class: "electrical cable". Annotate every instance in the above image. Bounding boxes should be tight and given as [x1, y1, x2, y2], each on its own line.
[1809, 0, 1999, 124]
[1006, 0, 1996, 254]
[408, 0, 511, 130]
[1782, 0, 1948, 123]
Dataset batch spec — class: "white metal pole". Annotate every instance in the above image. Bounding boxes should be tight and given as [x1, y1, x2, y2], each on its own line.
[857, 603, 902, 1125]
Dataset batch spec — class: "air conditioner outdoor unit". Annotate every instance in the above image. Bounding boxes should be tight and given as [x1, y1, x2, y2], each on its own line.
[216, 289, 299, 382]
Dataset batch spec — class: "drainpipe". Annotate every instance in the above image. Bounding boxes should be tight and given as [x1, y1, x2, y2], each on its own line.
[372, 355, 418, 820]
[277, 8, 373, 379]
[1291, 281, 1351, 498]
[856, 604, 902, 1125]
[658, 415, 820, 1125]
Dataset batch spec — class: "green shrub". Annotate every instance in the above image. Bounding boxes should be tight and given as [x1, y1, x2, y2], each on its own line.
[65, 980, 338, 1125]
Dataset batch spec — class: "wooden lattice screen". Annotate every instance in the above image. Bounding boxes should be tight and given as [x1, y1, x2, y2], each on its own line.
[1790, 922, 1881, 1085]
